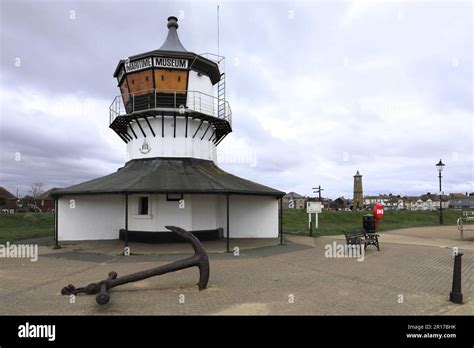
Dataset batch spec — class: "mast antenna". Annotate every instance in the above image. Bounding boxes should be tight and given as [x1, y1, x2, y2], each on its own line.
[217, 5, 220, 58]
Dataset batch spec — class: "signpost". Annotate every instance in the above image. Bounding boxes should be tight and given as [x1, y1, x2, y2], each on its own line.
[312, 185, 324, 201]
[373, 202, 384, 229]
[307, 201, 322, 236]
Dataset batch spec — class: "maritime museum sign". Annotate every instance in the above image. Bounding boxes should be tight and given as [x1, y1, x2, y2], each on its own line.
[154, 57, 188, 69]
[123, 57, 189, 74]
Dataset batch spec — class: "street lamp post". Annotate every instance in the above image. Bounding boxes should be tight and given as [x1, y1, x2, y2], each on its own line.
[436, 159, 445, 225]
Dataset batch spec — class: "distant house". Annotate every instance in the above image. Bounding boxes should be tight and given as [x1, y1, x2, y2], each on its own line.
[399, 193, 449, 211]
[383, 194, 402, 211]
[449, 193, 474, 211]
[364, 193, 452, 212]
[449, 193, 466, 199]
[364, 196, 380, 209]
[33, 188, 60, 213]
[0, 186, 18, 213]
[282, 192, 306, 209]
[402, 196, 419, 211]
[332, 197, 350, 211]
[321, 198, 333, 209]
[419, 193, 449, 211]
[364, 194, 402, 211]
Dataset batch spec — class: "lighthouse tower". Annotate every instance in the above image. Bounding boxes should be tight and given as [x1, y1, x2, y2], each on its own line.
[110, 16, 231, 161]
[353, 170, 363, 210]
[53, 16, 284, 244]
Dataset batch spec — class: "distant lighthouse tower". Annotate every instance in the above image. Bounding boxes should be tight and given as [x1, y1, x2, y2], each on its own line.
[53, 16, 284, 244]
[353, 170, 363, 210]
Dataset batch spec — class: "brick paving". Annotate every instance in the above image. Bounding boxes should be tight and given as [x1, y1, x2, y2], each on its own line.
[0, 232, 472, 315]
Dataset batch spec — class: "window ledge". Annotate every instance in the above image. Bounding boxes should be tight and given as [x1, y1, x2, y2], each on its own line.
[133, 214, 153, 219]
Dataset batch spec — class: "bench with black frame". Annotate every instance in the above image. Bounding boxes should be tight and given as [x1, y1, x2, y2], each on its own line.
[344, 229, 380, 251]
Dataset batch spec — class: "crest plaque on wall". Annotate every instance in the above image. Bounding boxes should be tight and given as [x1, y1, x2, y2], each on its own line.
[139, 139, 151, 154]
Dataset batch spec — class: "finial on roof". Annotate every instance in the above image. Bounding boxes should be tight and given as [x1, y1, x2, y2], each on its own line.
[167, 16, 178, 29]
[158, 16, 187, 52]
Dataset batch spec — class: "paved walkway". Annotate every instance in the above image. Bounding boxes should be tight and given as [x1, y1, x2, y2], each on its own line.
[0, 227, 472, 315]
[56, 237, 282, 255]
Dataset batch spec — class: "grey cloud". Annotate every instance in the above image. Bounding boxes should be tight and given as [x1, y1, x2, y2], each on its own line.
[0, 0, 472, 198]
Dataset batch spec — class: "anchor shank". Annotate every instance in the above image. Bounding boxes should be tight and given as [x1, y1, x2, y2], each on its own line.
[108, 255, 202, 288]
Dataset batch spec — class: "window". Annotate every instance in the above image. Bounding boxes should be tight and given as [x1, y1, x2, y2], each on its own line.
[161, 75, 164, 81]
[178, 76, 181, 82]
[167, 193, 183, 202]
[138, 197, 149, 215]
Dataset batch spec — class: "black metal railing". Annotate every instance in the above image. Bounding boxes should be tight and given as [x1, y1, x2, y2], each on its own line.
[110, 89, 232, 126]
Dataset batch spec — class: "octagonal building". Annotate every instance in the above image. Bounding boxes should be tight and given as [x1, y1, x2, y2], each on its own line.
[52, 16, 284, 244]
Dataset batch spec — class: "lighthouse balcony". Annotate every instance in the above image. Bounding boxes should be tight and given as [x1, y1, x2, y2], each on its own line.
[109, 88, 232, 126]
[109, 88, 232, 145]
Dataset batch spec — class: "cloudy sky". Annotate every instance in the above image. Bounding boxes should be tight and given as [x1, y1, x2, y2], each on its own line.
[0, 0, 472, 198]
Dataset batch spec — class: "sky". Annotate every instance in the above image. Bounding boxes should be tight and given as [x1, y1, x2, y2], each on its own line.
[0, 0, 472, 199]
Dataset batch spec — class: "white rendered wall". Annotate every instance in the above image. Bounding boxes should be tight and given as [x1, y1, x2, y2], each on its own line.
[126, 194, 278, 237]
[190, 194, 218, 230]
[127, 194, 219, 232]
[217, 194, 227, 233]
[58, 194, 279, 240]
[58, 195, 124, 241]
[218, 195, 279, 238]
[127, 194, 192, 231]
[126, 117, 217, 161]
[187, 70, 214, 98]
[125, 71, 217, 161]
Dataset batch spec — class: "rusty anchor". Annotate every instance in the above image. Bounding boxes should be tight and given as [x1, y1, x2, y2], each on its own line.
[60, 226, 210, 305]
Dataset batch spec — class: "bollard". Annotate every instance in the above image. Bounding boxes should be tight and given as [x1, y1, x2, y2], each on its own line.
[449, 253, 463, 304]
[309, 220, 313, 237]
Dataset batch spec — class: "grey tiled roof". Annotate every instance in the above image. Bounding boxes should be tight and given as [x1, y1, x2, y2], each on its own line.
[53, 158, 285, 197]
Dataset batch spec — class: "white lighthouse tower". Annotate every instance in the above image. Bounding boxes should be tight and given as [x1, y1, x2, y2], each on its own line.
[53, 16, 284, 246]
[110, 16, 231, 162]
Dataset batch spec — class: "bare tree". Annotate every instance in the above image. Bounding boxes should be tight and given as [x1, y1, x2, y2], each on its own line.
[30, 183, 44, 199]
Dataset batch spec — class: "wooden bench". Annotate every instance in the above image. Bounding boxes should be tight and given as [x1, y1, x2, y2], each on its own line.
[344, 229, 380, 251]
[457, 217, 474, 240]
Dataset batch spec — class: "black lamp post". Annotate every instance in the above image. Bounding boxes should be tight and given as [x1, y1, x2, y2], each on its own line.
[436, 159, 445, 224]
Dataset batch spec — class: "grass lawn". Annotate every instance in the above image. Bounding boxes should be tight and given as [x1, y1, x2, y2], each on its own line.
[0, 213, 54, 243]
[283, 209, 462, 236]
[0, 210, 464, 243]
